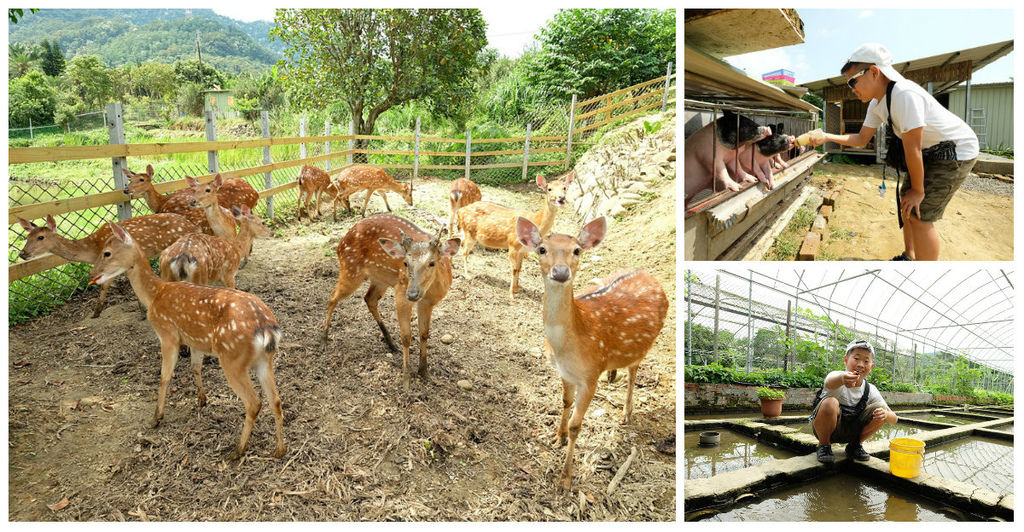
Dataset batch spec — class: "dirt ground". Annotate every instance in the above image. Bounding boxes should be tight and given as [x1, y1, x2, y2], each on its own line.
[7, 175, 676, 521]
[811, 163, 1013, 260]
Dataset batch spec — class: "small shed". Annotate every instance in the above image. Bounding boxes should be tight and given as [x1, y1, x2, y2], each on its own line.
[947, 82, 1013, 151]
[800, 40, 1013, 161]
[201, 88, 239, 119]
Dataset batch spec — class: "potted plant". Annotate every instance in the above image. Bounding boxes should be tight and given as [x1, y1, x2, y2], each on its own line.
[756, 387, 786, 418]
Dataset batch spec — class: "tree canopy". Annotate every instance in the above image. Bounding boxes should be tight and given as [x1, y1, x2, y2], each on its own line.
[271, 8, 487, 139]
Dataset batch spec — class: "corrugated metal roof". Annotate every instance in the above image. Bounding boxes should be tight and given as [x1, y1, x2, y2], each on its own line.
[685, 46, 820, 113]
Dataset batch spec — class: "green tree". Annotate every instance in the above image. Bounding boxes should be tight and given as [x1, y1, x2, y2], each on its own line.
[130, 62, 177, 100]
[8, 43, 41, 79]
[40, 39, 66, 77]
[525, 8, 676, 101]
[8, 70, 57, 127]
[271, 8, 488, 160]
[173, 58, 227, 89]
[9, 8, 38, 24]
[65, 55, 113, 108]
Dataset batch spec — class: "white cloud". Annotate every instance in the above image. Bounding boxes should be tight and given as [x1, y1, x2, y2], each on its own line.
[858, 10, 873, 19]
[212, 8, 277, 23]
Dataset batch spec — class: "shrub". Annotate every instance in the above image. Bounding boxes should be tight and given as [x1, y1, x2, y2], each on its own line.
[756, 387, 785, 400]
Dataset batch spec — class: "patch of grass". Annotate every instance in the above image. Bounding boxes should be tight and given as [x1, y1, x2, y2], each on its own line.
[765, 203, 817, 260]
[830, 227, 856, 240]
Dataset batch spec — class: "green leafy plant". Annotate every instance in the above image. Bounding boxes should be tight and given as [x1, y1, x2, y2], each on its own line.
[756, 387, 785, 400]
[643, 120, 662, 135]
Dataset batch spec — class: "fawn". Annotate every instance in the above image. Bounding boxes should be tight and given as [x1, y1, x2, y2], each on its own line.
[320, 214, 461, 389]
[331, 165, 413, 220]
[448, 177, 482, 236]
[18, 213, 199, 318]
[296, 165, 339, 221]
[516, 216, 668, 490]
[457, 172, 574, 298]
[159, 205, 271, 288]
[89, 222, 285, 459]
[123, 165, 258, 234]
[186, 174, 241, 240]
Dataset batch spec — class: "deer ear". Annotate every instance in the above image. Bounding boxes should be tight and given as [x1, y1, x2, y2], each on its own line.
[185, 176, 198, 187]
[564, 171, 575, 185]
[578, 217, 606, 250]
[231, 205, 242, 217]
[46, 215, 57, 231]
[241, 204, 251, 215]
[110, 223, 134, 246]
[379, 238, 406, 258]
[213, 174, 223, 187]
[535, 174, 547, 189]
[18, 218, 35, 231]
[439, 238, 461, 258]
[146, 164, 154, 177]
[516, 217, 542, 250]
[122, 167, 133, 177]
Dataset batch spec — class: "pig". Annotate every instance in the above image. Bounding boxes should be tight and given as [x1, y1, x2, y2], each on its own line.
[733, 123, 795, 190]
[685, 110, 771, 202]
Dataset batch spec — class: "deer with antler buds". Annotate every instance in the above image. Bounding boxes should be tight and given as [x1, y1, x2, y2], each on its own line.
[516, 216, 667, 490]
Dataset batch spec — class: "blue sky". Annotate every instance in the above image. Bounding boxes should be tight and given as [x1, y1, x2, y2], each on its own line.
[723, 9, 1014, 85]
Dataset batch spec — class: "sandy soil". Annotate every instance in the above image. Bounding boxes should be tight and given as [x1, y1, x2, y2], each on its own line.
[7, 175, 676, 521]
[812, 163, 1013, 260]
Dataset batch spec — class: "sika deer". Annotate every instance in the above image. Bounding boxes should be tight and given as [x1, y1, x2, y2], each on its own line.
[18, 213, 199, 318]
[331, 165, 413, 220]
[516, 216, 668, 490]
[458, 172, 574, 299]
[448, 177, 482, 236]
[89, 222, 285, 459]
[186, 174, 240, 240]
[320, 214, 460, 389]
[296, 165, 339, 221]
[159, 205, 271, 288]
[123, 165, 258, 234]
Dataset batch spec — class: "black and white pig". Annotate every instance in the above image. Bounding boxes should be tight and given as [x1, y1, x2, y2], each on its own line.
[684, 110, 771, 201]
[733, 123, 795, 191]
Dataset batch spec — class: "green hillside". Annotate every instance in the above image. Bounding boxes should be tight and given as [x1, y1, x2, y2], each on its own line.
[7, 8, 279, 73]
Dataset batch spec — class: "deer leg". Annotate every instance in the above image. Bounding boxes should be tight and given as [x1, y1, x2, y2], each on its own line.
[509, 246, 526, 298]
[416, 300, 435, 379]
[395, 293, 414, 390]
[136, 299, 147, 321]
[554, 376, 575, 447]
[380, 191, 392, 212]
[92, 281, 111, 318]
[321, 268, 364, 344]
[221, 355, 261, 460]
[314, 189, 324, 219]
[153, 337, 181, 428]
[461, 235, 476, 279]
[223, 264, 239, 290]
[364, 282, 398, 354]
[448, 205, 458, 237]
[297, 191, 304, 221]
[255, 355, 286, 458]
[560, 382, 597, 490]
[623, 363, 640, 424]
[191, 349, 207, 408]
[360, 190, 373, 218]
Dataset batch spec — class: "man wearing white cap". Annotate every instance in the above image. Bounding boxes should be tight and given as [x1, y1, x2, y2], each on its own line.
[804, 43, 979, 261]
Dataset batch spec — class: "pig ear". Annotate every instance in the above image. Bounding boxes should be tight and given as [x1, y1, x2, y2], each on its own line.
[578, 217, 606, 250]
[439, 238, 462, 258]
[110, 223, 134, 246]
[535, 174, 547, 189]
[776, 123, 785, 133]
[46, 215, 57, 231]
[18, 218, 36, 231]
[378, 238, 406, 258]
[516, 217, 542, 250]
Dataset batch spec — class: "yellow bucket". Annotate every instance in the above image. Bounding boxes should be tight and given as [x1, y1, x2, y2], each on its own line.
[889, 437, 926, 478]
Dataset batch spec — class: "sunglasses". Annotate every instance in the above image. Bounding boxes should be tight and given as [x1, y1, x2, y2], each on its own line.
[847, 68, 870, 89]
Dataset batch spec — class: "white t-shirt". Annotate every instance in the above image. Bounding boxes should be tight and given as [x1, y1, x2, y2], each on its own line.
[818, 371, 888, 409]
[863, 79, 979, 161]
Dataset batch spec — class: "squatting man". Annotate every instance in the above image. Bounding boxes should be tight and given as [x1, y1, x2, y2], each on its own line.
[809, 340, 898, 463]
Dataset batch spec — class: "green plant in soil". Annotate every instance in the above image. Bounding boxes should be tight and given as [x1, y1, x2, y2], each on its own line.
[756, 386, 785, 399]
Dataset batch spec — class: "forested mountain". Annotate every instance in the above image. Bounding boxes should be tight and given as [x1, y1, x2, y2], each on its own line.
[7, 9, 280, 73]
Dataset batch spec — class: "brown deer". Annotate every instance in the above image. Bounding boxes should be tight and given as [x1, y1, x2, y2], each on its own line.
[159, 205, 271, 288]
[457, 172, 574, 299]
[320, 214, 461, 389]
[331, 165, 413, 220]
[295, 165, 339, 221]
[89, 222, 285, 459]
[516, 216, 668, 490]
[448, 177, 482, 236]
[123, 165, 258, 234]
[18, 213, 199, 318]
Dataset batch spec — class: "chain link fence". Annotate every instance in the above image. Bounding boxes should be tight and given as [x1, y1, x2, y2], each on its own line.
[684, 269, 1013, 394]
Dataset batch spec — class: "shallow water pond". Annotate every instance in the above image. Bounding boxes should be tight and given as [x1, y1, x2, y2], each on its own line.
[922, 436, 1013, 494]
[684, 429, 796, 479]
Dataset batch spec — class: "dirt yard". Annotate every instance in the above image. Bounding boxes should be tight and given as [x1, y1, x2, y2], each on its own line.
[7, 174, 676, 521]
[811, 162, 1013, 260]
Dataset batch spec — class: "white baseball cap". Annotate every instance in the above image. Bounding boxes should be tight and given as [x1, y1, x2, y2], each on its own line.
[845, 339, 876, 357]
[846, 43, 906, 83]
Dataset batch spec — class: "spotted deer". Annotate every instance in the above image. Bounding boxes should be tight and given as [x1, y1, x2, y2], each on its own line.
[18, 213, 199, 318]
[457, 171, 574, 298]
[331, 165, 413, 220]
[186, 174, 241, 240]
[515, 216, 668, 490]
[320, 214, 461, 389]
[159, 205, 271, 288]
[295, 165, 339, 221]
[89, 222, 285, 459]
[448, 177, 482, 236]
[123, 165, 258, 234]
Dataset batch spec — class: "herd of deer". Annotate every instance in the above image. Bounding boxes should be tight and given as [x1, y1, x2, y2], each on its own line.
[16, 163, 668, 490]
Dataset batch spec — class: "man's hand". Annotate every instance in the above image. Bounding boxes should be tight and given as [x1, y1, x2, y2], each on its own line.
[872, 408, 887, 422]
[901, 187, 925, 220]
[842, 371, 860, 388]
[807, 129, 827, 147]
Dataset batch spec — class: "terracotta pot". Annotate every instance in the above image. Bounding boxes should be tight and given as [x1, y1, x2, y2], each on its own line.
[760, 397, 783, 418]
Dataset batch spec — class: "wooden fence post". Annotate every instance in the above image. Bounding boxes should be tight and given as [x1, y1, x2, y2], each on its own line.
[604, 94, 612, 122]
[262, 111, 273, 220]
[324, 119, 331, 171]
[348, 119, 355, 165]
[566, 94, 577, 167]
[521, 123, 532, 182]
[107, 102, 132, 221]
[29, 117, 33, 140]
[661, 62, 673, 112]
[300, 116, 307, 160]
[464, 130, 472, 179]
[413, 116, 421, 181]
[205, 111, 219, 174]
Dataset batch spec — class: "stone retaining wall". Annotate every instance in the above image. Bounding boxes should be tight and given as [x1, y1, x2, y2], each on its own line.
[685, 382, 939, 411]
